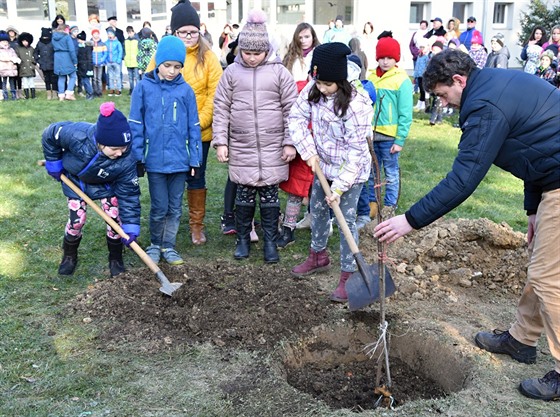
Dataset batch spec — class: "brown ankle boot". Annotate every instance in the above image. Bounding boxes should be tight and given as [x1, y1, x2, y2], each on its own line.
[291, 248, 331, 278]
[188, 188, 207, 245]
[330, 271, 352, 302]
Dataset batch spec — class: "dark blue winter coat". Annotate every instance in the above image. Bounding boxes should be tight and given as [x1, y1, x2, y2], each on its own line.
[129, 69, 202, 173]
[34, 38, 55, 71]
[52, 31, 77, 76]
[406, 68, 560, 229]
[42, 122, 141, 236]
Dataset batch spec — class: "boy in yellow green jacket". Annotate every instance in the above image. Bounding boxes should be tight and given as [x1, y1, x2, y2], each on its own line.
[124, 26, 139, 95]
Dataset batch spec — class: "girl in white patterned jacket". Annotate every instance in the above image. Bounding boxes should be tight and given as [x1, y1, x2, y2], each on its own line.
[288, 42, 374, 304]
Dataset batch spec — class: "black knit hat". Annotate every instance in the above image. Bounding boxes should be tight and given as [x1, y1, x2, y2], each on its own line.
[77, 31, 87, 41]
[18, 32, 33, 45]
[170, 0, 200, 32]
[311, 43, 351, 82]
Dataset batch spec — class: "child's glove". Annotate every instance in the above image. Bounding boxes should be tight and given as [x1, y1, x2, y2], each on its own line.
[121, 233, 138, 247]
[45, 160, 64, 181]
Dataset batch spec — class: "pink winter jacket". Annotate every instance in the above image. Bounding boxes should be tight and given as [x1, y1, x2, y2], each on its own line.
[212, 51, 298, 187]
[0, 44, 21, 77]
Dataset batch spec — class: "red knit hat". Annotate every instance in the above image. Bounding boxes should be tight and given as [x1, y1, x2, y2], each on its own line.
[376, 37, 401, 62]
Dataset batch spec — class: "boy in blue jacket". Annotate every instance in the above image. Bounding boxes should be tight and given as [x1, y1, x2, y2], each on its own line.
[42, 102, 141, 277]
[129, 36, 202, 265]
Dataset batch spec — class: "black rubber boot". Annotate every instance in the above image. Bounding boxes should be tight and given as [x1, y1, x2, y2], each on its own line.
[107, 236, 125, 277]
[31, 88, 36, 99]
[261, 205, 280, 263]
[23, 89, 29, 99]
[58, 236, 81, 275]
[276, 225, 295, 249]
[234, 205, 255, 260]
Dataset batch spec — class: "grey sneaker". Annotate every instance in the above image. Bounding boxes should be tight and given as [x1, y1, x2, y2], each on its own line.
[296, 212, 311, 229]
[519, 370, 560, 401]
[356, 214, 371, 230]
[145, 244, 161, 264]
[161, 248, 184, 265]
[474, 329, 537, 364]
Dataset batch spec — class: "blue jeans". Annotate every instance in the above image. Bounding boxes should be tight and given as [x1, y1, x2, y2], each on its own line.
[186, 141, 210, 190]
[147, 171, 187, 248]
[81, 76, 93, 95]
[369, 139, 400, 207]
[107, 62, 122, 91]
[57, 71, 76, 95]
[309, 176, 362, 272]
[127, 67, 139, 92]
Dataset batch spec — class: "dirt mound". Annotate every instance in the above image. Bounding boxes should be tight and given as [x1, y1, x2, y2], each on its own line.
[69, 261, 336, 352]
[360, 217, 528, 302]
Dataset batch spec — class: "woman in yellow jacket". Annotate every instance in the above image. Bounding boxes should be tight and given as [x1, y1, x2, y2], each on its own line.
[146, 0, 222, 245]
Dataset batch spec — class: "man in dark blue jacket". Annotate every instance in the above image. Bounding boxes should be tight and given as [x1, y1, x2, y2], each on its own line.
[374, 49, 560, 401]
[43, 102, 141, 277]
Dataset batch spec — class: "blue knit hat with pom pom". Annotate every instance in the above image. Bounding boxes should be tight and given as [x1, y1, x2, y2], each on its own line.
[96, 102, 132, 147]
[238, 9, 270, 52]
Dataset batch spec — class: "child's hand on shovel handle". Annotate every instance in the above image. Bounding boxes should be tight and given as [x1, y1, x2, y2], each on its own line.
[374, 214, 413, 244]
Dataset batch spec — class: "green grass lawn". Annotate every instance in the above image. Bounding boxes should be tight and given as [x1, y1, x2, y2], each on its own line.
[0, 92, 525, 416]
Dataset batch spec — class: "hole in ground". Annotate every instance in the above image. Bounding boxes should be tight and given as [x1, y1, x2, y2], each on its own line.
[279, 320, 472, 411]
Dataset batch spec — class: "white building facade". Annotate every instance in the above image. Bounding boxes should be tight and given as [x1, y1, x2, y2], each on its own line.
[1, 0, 532, 69]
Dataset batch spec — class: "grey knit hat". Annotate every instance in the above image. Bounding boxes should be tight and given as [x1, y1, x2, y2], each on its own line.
[238, 9, 270, 52]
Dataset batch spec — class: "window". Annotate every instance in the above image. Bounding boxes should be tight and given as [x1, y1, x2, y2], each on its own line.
[314, 0, 353, 27]
[16, 0, 46, 19]
[410, 2, 427, 24]
[452, 2, 471, 24]
[55, 0, 76, 21]
[277, 0, 305, 25]
[151, 0, 167, 21]
[127, 0, 141, 21]
[0, 0, 7, 18]
[493, 3, 510, 25]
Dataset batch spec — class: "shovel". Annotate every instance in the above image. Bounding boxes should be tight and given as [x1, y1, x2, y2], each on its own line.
[314, 163, 395, 311]
[39, 161, 183, 296]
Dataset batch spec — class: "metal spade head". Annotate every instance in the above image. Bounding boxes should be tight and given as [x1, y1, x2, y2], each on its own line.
[345, 264, 396, 311]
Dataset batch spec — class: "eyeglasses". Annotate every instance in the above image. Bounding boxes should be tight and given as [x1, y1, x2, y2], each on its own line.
[176, 30, 199, 38]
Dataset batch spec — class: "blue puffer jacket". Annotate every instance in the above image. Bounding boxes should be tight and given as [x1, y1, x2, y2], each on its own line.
[42, 121, 141, 236]
[406, 68, 560, 229]
[129, 69, 202, 173]
[52, 31, 77, 75]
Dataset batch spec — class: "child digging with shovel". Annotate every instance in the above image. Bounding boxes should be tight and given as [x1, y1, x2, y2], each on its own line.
[42, 102, 141, 277]
[288, 42, 374, 303]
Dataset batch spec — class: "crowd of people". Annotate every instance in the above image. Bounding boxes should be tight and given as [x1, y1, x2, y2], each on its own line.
[33, 0, 560, 402]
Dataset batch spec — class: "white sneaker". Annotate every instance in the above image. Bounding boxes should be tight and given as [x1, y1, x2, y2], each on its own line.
[328, 218, 334, 236]
[296, 212, 311, 229]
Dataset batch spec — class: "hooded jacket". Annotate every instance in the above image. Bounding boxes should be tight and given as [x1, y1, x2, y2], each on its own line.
[52, 31, 77, 75]
[42, 121, 141, 235]
[212, 49, 298, 187]
[34, 28, 55, 71]
[485, 45, 510, 69]
[16, 33, 35, 77]
[129, 69, 202, 173]
[406, 68, 560, 230]
[0, 41, 21, 77]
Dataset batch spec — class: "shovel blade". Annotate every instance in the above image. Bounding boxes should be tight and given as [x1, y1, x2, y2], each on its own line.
[345, 264, 396, 311]
[159, 282, 183, 297]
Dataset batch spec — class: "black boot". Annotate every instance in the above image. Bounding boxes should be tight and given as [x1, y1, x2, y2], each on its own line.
[276, 225, 295, 249]
[23, 89, 29, 99]
[234, 204, 255, 260]
[107, 236, 125, 277]
[31, 88, 36, 99]
[261, 205, 280, 263]
[58, 236, 81, 275]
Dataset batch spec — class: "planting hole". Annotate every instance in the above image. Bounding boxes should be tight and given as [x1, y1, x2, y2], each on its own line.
[280, 321, 472, 411]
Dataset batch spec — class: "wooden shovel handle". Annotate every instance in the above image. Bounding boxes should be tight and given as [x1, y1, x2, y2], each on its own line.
[56, 173, 161, 275]
[314, 162, 361, 256]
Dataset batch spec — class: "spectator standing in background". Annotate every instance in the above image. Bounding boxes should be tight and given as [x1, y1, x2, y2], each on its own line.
[521, 26, 547, 74]
[468, 31, 488, 69]
[361, 21, 377, 70]
[200, 23, 213, 47]
[459, 16, 482, 50]
[485, 33, 509, 69]
[34, 27, 57, 100]
[137, 28, 157, 79]
[324, 15, 351, 45]
[15, 32, 36, 99]
[124, 26, 139, 95]
[52, 24, 77, 101]
[424, 17, 446, 39]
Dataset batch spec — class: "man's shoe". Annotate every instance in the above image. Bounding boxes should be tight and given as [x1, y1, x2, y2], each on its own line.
[161, 248, 184, 265]
[474, 330, 537, 364]
[519, 370, 560, 401]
